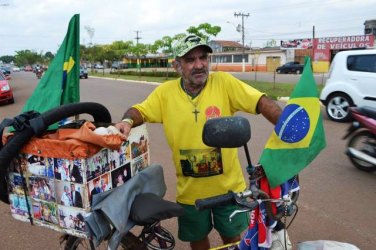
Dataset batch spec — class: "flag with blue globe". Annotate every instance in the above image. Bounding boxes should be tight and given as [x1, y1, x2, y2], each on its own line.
[259, 57, 326, 188]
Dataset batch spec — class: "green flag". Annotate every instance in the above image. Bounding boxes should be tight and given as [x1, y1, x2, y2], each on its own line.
[259, 57, 326, 188]
[22, 14, 80, 113]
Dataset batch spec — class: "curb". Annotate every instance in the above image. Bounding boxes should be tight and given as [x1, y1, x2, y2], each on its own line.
[88, 76, 160, 86]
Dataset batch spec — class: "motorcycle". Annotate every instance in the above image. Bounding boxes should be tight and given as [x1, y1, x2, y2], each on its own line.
[343, 106, 376, 172]
[36, 69, 43, 79]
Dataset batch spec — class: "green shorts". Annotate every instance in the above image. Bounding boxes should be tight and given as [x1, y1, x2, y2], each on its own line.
[177, 203, 249, 242]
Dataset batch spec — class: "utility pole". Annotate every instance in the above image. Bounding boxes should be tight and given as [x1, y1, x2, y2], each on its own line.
[134, 30, 142, 72]
[134, 30, 142, 45]
[234, 12, 249, 72]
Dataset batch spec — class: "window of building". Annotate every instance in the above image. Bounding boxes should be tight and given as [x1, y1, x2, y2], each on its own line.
[212, 55, 232, 63]
[233, 55, 243, 62]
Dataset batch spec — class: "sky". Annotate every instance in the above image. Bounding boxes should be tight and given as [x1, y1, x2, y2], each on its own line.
[0, 0, 375, 56]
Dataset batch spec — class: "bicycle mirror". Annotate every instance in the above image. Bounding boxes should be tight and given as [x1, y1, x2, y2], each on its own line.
[202, 116, 251, 148]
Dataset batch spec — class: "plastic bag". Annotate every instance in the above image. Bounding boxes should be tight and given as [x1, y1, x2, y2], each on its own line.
[297, 240, 360, 250]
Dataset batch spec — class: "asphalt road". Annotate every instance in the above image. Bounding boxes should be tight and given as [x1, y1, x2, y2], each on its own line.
[0, 72, 375, 250]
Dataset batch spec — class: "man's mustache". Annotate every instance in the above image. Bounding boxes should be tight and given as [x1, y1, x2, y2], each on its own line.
[192, 69, 207, 75]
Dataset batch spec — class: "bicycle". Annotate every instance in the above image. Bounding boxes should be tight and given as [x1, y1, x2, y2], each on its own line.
[1, 104, 298, 250]
[0, 102, 183, 250]
[60, 116, 298, 250]
[195, 116, 299, 250]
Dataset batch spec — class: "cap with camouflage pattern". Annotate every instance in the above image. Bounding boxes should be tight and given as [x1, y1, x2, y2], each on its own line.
[173, 35, 213, 58]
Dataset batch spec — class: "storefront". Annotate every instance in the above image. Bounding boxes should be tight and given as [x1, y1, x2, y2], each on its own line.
[312, 35, 374, 72]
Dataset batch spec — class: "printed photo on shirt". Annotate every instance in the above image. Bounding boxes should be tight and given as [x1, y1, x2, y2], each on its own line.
[180, 148, 223, 177]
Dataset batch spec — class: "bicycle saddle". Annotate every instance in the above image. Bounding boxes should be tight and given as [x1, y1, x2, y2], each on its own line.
[129, 193, 184, 225]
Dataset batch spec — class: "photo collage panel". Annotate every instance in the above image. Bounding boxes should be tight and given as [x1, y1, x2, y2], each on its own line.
[7, 123, 150, 236]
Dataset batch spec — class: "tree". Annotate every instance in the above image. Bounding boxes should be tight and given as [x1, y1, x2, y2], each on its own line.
[44, 51, 54, 61]
[186, 23, 221, 41]
[109, 40, 133, 62]
[0, 55, 15, 64]
[14, 50, 42, 66]
[4, 22, 223, 67]
[153, 33, 186, 55]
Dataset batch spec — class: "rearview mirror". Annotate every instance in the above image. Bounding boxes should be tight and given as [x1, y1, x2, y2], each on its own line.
[202, 116, 251, 148]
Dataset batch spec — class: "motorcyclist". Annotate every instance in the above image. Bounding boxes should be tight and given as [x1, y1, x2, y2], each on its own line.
[35, 65, 43, 78]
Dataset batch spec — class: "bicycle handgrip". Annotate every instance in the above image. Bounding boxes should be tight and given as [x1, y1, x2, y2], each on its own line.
[195, 191, 235, 211]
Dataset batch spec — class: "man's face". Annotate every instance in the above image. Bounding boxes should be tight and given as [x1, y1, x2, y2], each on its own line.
[175, 46, 209, 87]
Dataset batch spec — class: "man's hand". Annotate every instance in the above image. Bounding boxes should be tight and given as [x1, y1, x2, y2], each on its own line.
[116, 107, 144, 140]
[115, 121, 132, 140]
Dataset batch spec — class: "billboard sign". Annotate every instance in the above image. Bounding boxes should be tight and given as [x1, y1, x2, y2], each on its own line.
[280, 38, 313, 49]
[313, 35, 374, 50]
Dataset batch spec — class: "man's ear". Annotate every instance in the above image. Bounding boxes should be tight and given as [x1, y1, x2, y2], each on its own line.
[172, 59, 179, 71]
[173, 60, 182, 75]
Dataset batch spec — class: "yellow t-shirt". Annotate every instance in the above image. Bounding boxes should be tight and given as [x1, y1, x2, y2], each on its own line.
[133, 71, 264, 205]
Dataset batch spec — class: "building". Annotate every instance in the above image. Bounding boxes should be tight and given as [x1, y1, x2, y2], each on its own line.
[364, 19, 376, 36]
[209, 40, 288, 72]
[122, 53, 169, 68]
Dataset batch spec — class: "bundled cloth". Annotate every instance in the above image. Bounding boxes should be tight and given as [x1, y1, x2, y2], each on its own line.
[239, 176, 299, 249]
[85, 164, 167, 249]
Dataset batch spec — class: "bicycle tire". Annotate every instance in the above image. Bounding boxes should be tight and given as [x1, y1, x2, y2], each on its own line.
[63, 232, 147, 250]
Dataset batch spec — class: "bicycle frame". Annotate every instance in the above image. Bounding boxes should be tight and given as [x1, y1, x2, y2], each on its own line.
[197, 116, 299, 250]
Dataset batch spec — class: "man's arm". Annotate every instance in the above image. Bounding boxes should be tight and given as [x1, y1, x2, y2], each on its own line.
[115, 107, 144, 139]
[121, 107, 144, 126]
[257, 95, 282, 125]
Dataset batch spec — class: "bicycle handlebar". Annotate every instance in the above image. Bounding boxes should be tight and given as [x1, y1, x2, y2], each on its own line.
[195, 188, 289, 221]
[195, 191, 236, 211]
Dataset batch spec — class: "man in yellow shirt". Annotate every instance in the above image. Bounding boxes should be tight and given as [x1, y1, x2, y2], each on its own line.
[116, 35, 282, 250]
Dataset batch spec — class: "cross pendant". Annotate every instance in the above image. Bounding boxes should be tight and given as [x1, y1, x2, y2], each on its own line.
[192, 108, 199, 122]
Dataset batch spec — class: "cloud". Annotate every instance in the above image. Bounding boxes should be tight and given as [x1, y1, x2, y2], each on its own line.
[0, 0, 374, 55]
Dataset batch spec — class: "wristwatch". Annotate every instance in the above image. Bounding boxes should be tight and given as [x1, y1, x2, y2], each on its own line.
[122, 118, 134, 127]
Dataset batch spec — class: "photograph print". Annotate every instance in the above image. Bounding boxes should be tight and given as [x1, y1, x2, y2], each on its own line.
[111, 163, 131, 188]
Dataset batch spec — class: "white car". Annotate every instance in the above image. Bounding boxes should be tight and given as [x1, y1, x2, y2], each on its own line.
[12, 66, 21, 72]
[94, 64, 104, 69]
[320, 49, 376, 122]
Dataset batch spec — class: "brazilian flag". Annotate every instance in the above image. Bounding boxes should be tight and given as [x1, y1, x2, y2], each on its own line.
[259, 57, 326, 188]
[22, 14, 80, 114]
